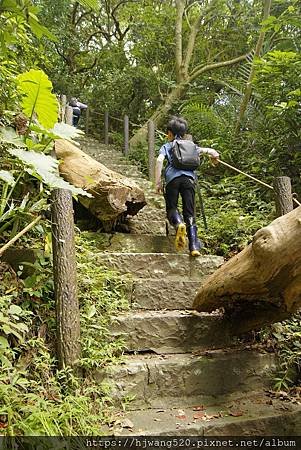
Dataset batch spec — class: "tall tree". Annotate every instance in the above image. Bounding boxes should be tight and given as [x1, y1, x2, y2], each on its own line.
[130, 0, 251, 145]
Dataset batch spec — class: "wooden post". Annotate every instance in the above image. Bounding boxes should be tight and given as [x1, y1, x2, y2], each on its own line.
[104, 110, 109, 145]
[85, 107, 89, 135]
[148, 120, 155, 181]
[273, 176, 294, 217]
[65, 105, 73, 126]
[124, 115, 129, 156]
[51, 189, 81, 369]
[60, 95, 67, 122]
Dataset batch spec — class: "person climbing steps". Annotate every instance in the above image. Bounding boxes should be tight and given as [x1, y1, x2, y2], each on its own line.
[155, 116, 219, 256]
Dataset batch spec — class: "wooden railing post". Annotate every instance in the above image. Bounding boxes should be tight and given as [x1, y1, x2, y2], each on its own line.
[104, 110, 109, 145]
[51, 188, 81, 370]
[85, 107, 90, 135]
[273, 176, 294, 217]
[148, 120, 155, 181]
[60, 95, 67, 123]
[124, 115, 129, 156]
[66, 105, 73, 126]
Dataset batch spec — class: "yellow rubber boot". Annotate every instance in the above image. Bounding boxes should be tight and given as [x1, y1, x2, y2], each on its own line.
[175, 223, 187, 251]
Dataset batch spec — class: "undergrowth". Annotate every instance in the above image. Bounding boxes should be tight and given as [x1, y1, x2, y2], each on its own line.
[0, 231, 129, 436]
[260, 315, 301, 392]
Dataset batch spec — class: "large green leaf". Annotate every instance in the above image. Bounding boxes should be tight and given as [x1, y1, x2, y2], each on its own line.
[8, 148, 92, 198]
[31, 122, 84, 144]
[17, 69, 59, 129]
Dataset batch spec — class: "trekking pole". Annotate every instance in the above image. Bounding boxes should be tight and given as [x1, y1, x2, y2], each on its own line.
[195, 177, 208, 231]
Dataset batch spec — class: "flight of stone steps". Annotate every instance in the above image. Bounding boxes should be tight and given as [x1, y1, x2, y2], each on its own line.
[79, 137, 301, 436]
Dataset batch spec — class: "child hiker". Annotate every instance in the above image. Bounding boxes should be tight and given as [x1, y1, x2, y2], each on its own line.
[155, 116, 219, 257]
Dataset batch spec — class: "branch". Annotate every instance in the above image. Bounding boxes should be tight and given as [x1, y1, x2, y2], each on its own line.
[235, 0, 272, 133]
[183, 12, 202, 76]
[175, 0, 185, 83]
[0, 216, 42, 258]
[75, 57, 98, 74]
[75, 10, 93, 27]
[54, 43, 70, 65]
[71, 1, 79, 27]
[188, 53, 250, 82]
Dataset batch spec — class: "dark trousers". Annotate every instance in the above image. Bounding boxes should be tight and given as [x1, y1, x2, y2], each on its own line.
[165, 175, 196, 225]
[72, 107, 81, 127]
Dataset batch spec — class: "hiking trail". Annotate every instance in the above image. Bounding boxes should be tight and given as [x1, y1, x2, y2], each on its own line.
[80, 136, 301, 436]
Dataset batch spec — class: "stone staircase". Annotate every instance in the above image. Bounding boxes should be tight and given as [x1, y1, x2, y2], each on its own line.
[79, 137, 301, 436]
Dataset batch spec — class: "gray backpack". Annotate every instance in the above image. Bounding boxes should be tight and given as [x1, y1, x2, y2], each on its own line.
[170, 139, 200, 171]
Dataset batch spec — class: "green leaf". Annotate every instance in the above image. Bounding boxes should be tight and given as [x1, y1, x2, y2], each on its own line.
[76, 0, 99, 10]
[0, 170, 15, 186]
[87, 304, 97, 319]
[28, 14, 57, 41]
[17, 69, 59, 129]
[0, 336, 9, 349]
[50, 122, 84, 143]
[0, 127, 26, 147]
[8, 304, 22, 316]
[8, 148, 92, 197]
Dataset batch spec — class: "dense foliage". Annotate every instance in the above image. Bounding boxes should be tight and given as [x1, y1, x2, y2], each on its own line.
[0, 233, 128, 435]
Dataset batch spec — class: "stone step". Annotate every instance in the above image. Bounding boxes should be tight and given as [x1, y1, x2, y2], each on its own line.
[132, 279, 200, 310]
[110, 310, 231, 353]
[103, 162, 141, 171]
[98, 350, 275, 410]
[99, 252, 223, 279]
[127, 219, 167, 235]
[135, 207, 166, 221]
[107, 395, 301, 435]
[102, 234, 182, 254]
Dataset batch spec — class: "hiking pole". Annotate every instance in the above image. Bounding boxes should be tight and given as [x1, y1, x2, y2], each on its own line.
[195, 177, 208, 231]
[218, 159, 301, 207]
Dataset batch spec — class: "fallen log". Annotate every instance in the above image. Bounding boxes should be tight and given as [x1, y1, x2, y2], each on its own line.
[193, 206, 301, 331]
[54, 139, 146, 227]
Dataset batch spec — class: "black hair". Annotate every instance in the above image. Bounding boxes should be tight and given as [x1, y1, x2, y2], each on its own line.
[166, 116, 188, 137]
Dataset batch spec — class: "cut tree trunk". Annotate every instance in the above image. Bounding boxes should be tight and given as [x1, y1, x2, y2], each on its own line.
[51, 188, 81, 369]
[193, 206, 301, 332]
[55, 139, 146, 227]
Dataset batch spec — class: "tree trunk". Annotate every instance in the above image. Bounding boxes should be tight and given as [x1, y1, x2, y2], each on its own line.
[54, 139, 146, 227]
[51, 188, 81, 369]
[235, 0, 272, 132]
[130, 83, 187, 147]
[192, 206, 301, 331]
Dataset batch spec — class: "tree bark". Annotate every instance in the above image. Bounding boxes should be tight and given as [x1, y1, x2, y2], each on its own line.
[51, 188, 81, 369]
[54, 139, 146, 226]
[273, 176, 294, 217]
[192, 206, 301, 331]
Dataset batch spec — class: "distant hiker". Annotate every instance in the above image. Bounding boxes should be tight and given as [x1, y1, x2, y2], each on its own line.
[155, 116, 219, 257]
[69, 97, 88, 127]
